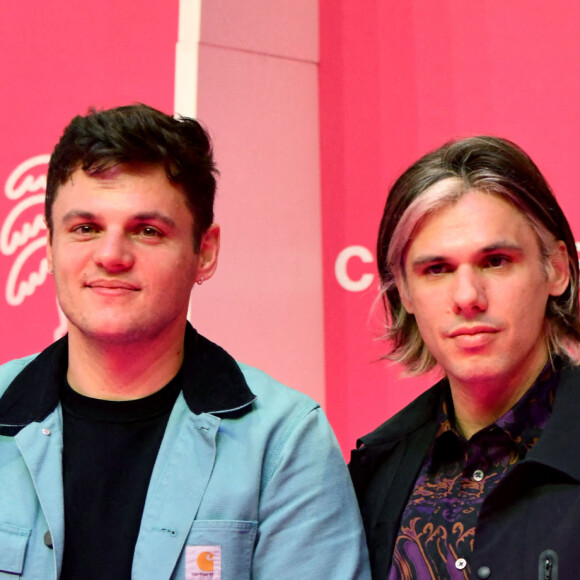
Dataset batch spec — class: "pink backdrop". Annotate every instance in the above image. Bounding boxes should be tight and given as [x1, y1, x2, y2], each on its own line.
[320, 0, 580, 454]
[3, 1, 580, 458]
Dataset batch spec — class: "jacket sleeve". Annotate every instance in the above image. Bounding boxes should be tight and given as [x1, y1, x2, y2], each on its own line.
[252, 403, 371, 579]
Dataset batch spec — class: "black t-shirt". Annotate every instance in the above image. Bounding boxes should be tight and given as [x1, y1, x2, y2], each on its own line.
[59, 372, 182, 579]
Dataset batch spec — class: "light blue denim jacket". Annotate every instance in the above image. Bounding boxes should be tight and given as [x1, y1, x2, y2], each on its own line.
[0, 326, 370, 579]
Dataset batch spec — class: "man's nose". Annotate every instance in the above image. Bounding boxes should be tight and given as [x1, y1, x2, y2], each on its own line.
[451, 265, 487, 315]
[93, 231, 134, 271]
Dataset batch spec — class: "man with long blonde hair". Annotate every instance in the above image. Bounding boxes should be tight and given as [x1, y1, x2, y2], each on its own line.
[351, 136, 580, 579]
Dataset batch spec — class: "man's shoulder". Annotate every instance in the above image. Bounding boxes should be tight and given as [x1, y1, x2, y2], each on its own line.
[0, 355, 38, 397]
[559, 361, 580, 383]
[357, 380, 445, 448]
[236, 362, 320, 414]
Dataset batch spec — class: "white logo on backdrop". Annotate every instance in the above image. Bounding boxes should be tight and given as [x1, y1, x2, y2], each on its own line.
[335, 245, 375, 292]
[1, 155, 67, 339]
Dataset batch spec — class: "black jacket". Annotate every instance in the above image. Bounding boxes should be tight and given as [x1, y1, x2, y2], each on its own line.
[350, 365, 580, 579]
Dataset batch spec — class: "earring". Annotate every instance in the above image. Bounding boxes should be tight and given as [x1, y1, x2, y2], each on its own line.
[197, 277, 204, 286]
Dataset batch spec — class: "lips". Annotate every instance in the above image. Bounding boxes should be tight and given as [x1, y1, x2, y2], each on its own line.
[446, 325, 499, 349]
[85, 279, 140, 293]
[447, 325, 498, 338]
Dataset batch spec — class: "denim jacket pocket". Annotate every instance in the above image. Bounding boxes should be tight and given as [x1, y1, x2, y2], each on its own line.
[0, 523, 31, 575]
[175, 520, 257, 580]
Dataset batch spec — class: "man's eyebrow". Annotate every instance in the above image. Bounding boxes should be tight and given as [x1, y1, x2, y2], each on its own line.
[60, 210, 178, 229]
[132, 212, 177, 229]
[480, 241, 524, 254]
[61, 210, 97, 223]
[410, 254, 447, 268]
[409, 241, 524, 269]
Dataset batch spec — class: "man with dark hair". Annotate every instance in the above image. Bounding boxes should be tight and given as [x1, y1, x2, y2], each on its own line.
[0, 104, 370, 579]
[350, 136, 580, 578]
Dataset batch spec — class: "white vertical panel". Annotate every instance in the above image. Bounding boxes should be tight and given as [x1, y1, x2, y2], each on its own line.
[174, 0, 202, 118]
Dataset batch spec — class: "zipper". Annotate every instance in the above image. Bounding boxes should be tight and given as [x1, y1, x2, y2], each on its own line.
[538, 549, 558, 580]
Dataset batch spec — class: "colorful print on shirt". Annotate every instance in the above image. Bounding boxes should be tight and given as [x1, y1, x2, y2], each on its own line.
[388, 363, 558, 579]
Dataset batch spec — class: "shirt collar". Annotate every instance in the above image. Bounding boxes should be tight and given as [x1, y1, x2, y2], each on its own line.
[0, 323, 256, 434]
[432, 361, 559, 461]
[528, 362, 580, 481]
[180, 324, 256, 415]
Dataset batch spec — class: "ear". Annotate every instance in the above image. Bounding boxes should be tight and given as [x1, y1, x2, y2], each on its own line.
[195, 223, 220, 283]
[547, 240, 571, 297]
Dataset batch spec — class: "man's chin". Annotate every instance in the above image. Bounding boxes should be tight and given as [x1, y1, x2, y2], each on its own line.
[444, 360, 501, 387]
[68, 324, 161, 346]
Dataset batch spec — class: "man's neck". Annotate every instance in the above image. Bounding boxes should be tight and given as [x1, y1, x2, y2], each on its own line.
[65, 326, 186, 401]
[449, 357, 549, 440]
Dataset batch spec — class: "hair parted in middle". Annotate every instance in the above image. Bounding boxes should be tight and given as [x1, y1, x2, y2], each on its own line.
[377, 135, 580, 375]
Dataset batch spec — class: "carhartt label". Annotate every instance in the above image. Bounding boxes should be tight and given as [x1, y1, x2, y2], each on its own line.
[185, 545, 221, 579]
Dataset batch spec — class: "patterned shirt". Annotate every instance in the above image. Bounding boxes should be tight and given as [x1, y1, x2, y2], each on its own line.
[389, 363, 559, 579]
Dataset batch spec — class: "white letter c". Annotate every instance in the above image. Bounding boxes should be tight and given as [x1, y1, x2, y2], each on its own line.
[335, 245, 374, 292]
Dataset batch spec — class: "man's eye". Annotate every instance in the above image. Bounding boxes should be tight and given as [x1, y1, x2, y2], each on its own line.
[140, 226, 162, 237]
[73, 224, 96, 234]
[425, 264, 448, 275]
[486, 255, 509, 268]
